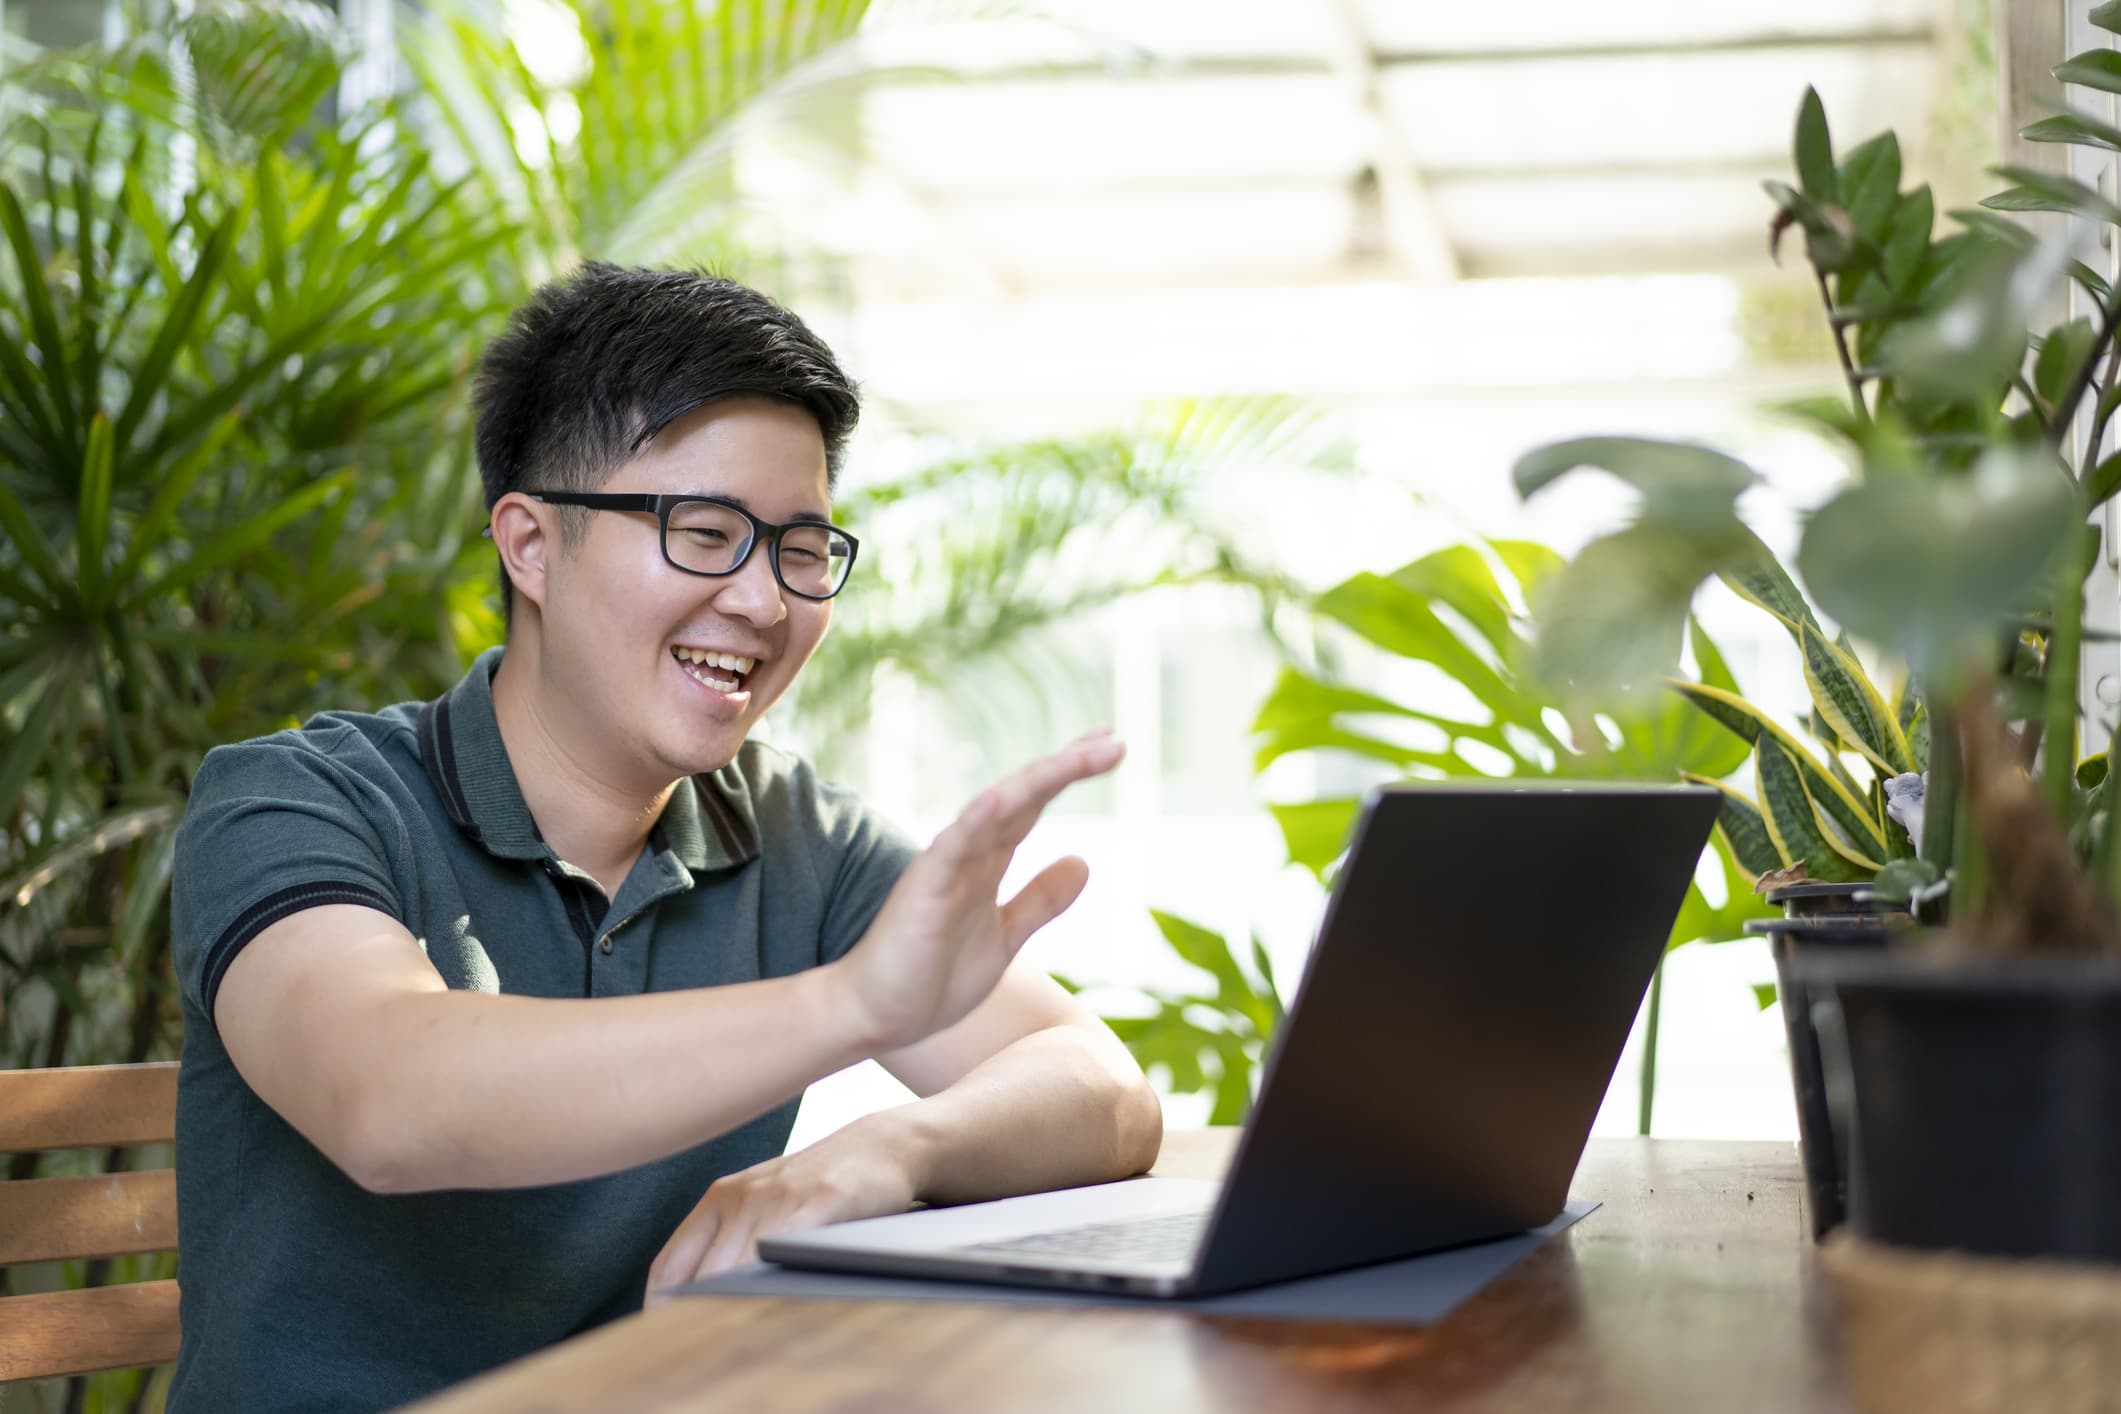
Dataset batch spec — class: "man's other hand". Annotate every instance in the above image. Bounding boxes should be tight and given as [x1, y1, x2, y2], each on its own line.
[828, 730, 1124, 1053]
[643, 1117, 920, 1302]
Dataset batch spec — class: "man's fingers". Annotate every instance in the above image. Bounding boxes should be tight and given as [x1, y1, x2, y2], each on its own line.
[999, 855, 1091, 952]
[928, 732, 1123, 869]
[976, 732, 1125, 846]
[696, 1209, 760, 1280]
[646, 1208, 721, 1302]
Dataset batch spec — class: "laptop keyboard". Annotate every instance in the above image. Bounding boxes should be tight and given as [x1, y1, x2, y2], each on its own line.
[961, 1209, 1209, 1266]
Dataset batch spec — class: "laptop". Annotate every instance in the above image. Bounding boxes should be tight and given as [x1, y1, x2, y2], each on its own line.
[760, 781, 1718, 1298]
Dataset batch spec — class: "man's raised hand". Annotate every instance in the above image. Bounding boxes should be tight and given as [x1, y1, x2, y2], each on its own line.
[831, 729, 1125, 1052]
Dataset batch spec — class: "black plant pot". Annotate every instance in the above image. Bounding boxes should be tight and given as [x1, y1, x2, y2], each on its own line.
[1747, 916, 1894, 1239]
[1797, 950, 2121, 1260]
[1764, 880, 1905, 918]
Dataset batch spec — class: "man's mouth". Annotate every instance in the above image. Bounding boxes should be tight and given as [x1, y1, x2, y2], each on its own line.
[672, 646, 757, 694]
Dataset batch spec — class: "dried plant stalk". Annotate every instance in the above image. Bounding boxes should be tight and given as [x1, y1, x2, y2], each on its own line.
[1958, 688, 2121, 956]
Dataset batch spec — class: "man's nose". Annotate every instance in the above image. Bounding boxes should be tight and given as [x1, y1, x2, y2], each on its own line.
[709, 543, 787, 627]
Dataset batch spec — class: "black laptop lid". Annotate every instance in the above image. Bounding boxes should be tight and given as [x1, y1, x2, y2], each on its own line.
[1186, 782, 1718, 1294]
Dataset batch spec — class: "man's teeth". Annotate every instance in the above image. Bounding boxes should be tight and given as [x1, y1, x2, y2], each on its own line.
[673, 648, 756, 675]
[673, 647, 754, 692]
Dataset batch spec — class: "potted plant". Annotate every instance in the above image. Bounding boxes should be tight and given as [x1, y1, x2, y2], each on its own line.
[1514, 29, 2121, 1408]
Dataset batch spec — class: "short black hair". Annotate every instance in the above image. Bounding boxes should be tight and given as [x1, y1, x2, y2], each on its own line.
[472, 263, 860, 617]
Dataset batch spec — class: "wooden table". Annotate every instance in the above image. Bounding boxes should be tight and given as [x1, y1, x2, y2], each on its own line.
[410, 1132, 1847, 1413]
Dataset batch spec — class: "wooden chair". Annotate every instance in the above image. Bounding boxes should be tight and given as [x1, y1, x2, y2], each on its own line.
[0, 1062, 181, 1383]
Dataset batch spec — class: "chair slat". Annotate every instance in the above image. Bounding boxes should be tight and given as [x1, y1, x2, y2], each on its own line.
[0, 1170, 177, 1265]
[0, 1064, 177, 1152]
[0, 1280, 182, 1382]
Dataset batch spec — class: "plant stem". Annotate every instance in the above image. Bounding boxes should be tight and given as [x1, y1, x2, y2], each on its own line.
[2102, 718, 2121, 904]
[2086, 340, 2121, 467]
[1636, 952, 1665, 1137]
[1816, 270, 1871, 428]
[2049, 278, 2121, 448]
[2043, 527, 2095, 819]
[1923, 693, 1962, 882]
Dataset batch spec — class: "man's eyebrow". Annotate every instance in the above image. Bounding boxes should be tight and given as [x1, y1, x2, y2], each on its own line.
[686, 491, 833, 525]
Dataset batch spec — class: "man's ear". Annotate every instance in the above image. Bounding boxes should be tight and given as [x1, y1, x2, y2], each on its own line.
[490, 494, 553, 613]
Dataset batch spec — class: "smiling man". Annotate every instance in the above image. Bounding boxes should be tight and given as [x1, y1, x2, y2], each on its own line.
[166, 264, 1161, 1412]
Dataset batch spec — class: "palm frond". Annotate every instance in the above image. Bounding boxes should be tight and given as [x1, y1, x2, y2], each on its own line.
[404, 0, 872, 282]
[780, 397, 1353, 765]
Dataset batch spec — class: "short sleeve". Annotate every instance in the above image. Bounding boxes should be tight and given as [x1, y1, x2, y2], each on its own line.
[172, 730, 407, 1032]
[814, 779, 920, 967]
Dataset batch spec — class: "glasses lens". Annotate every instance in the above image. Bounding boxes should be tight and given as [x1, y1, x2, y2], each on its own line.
[664, 501, 753, 574]
[776, 524, 855, 598]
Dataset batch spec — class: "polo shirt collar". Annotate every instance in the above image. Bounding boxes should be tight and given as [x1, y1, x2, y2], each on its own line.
[417, 647, 760, 873]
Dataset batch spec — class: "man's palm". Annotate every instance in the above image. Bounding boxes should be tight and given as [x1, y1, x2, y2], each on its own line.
[843, 731, 1122, 1049]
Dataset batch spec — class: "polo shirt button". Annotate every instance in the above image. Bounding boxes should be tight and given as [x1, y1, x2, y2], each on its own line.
[598, 934, 614, 954]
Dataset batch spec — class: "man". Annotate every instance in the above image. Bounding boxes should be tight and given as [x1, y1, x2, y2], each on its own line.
[168, 264, 1162, 1411]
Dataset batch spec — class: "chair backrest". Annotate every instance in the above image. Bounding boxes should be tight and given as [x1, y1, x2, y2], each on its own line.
[0, 1063, 181, 1383]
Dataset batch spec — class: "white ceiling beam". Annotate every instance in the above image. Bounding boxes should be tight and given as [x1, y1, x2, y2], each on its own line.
[863, 27, 1938, 88]
[1321, 0, 1457, 282]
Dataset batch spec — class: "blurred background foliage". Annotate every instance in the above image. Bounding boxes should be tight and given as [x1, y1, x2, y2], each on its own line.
[0, 2, 1339, 1406]
[0, 0, 1337, 1077]
[0, 0, 2027, 1407]
[1067, 537, 1776, 1129]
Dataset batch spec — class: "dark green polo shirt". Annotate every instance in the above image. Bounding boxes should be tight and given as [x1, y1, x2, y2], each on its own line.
[168, 647, 918, 1413]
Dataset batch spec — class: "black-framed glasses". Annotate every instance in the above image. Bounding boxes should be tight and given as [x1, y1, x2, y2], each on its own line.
[523, 492, 859, 601]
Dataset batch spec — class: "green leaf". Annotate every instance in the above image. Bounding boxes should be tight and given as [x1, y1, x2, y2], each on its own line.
[1669, 678, 1763, 746]
[2095, 1, 2121, 34]
[1868, 856, 1942, 904]
[1313, 573, 1539, 729]
[1775, 395, 1869, 444]
[110, 215, 238, 465]
[0, 663, 74, 824]
[1798, 623, 1914, 774]
[1668, 681, 1887, 854]
[1717, 530, 1823, 638]
[2056, 49, 2121, 95]
[1752, 982, 1780, 1011]
[1690, 615, 1742, 695]
[1641, 618, 1753, 780]
[1883, 185, 1933, 294]
[1756, 734, 1877, 882]
[1247, 933, 1284, 1024]
[0, 475, 67, 596]
[75, 413, 115, 612]
[125, 471, 353, 611]
[109, 408, 245, 595]
[1983, 167, 2121, 226]
[2089, 450, 2121, 509]
[1269, 798, 1360, 878]
[1879, 238, 2054, 405]
[1684, 773, 1785, 877]
[1531, 525, 1738, 702]
[2021, 110, 2121, 153]
[1795, 87, 1839, 205]
[1147, 910, 1261, 1024]
[1797, 444, 2080, 671]
[1250, 667, 1514, 773]
[1389, 545, 1515, 656]
[1513, 437, 1760, 531]
[1765, 178, 1874, 275]
[1838, 132, 1900, 244]
[2035, 316, 2099, 408]
[0, 180, 78, 445]
[1253, 667, 1446, 737]
[1487, 539, 1566, 600]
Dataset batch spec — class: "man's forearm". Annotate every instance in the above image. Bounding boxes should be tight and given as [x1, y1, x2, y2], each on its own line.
[864, 1024, 1163, 1206]
[344, 967, 877, 1194]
